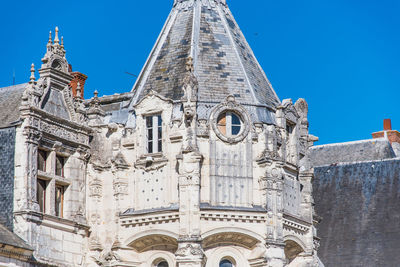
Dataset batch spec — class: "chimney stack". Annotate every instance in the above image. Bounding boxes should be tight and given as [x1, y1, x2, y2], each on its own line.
[372, 119, 400, 144]
[69, 64, 88, 99]
[384, 119, 392, 131]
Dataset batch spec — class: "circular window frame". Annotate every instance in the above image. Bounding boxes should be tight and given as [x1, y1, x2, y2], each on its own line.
[211, 99, 250, 144]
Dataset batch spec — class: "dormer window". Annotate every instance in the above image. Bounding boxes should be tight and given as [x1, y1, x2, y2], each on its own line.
[217, 112, 242, 137]
[146, 114, 162, 153]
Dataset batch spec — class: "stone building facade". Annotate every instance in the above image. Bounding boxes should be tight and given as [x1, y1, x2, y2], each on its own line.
[0, 0, 323, 266]
[312, 120, 400, 267]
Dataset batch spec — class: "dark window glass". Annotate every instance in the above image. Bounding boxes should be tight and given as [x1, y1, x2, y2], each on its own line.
[38, 150, 47, 172]
[231, 113, 241, 125]
[157, 261, 169, 267]
[232, 126, 241, 135]
[37, 179, 47, 212]
[55, 186, 64, 217]
[146, 116, 153, 128]
[217, 112, 241, 137]
[220, 259, 233, 267]
[158, 115, 162, 126]
[56, 156, 65, 177]
[146, 115, 162, 153]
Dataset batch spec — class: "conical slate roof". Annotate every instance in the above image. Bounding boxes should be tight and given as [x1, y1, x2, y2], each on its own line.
[131, 0, 280, 109]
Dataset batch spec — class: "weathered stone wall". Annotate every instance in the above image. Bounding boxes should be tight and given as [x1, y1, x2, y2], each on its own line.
[0, 127, 15, 230]
[313, 159, 400, 267]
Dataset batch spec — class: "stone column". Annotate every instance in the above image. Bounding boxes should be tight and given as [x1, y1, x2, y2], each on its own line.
[265, 163, 286, 267]
[176, 151, 204, 267]
[23, 128, 41, 211]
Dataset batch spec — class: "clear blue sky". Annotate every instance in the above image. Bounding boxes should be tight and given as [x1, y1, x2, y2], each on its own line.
[0, 0, 398, 145]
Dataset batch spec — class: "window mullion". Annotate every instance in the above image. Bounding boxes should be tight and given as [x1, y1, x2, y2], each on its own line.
[227, 112, 232, 137]
[153, 116, 158, 153]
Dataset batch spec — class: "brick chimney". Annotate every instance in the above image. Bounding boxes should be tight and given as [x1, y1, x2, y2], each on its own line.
[69, 64, 87, 99]
[372, 119, 400, 144]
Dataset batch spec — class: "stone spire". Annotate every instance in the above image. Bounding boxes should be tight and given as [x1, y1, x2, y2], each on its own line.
[29, 63, 35, 82]
[54, 26, 60, 45]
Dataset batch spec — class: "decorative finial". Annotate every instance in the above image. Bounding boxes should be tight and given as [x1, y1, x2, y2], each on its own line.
[76, 82, 82, 98]
[54, 26, 59, 45]
[186, 57, 194, 72]
[48, 30, 52, 44]
[94, 90, 98, 98]
[61, 36, 64, 49]
[30, 63, 35, 82]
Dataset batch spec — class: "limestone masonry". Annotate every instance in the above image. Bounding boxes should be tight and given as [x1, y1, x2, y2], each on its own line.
[0, 0, 324, 266]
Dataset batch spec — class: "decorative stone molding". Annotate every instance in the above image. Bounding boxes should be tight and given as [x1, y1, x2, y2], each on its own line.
[134, 153, 168, 171]
[174, 0, 226, 10]
[121, 212, 179, 227]
[197, 119, 209, 137]
[89, 178, 103, 201]
[175, 243, 204, 257]
[40, 120, 88, 145]
[200, 212, 267, 223]
[210, 95, 251, 144]
[203, 232, 259, 250]
[113, 178, 128, 200]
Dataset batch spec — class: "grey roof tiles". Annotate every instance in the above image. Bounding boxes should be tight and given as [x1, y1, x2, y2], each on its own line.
[0, 83, 26, 128]
[0, 223, 32, 251]
[130, 1, 280, 109]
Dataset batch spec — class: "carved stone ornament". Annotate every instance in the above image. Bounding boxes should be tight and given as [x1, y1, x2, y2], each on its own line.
[113, 178, 128, 199]
[175, 243, 204, 257]
[89, 178, 103, 200]
[197, 119, 209, 137]
[134, 154, 168, 171]
[174, 0, 226, 10]
[39, 120, 88, 145]
[210, 95, 251, 144]
[24, 128, 42, 144]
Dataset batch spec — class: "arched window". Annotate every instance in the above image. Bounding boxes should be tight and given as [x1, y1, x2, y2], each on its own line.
[217, 112, 242, 137]
[157, 261, 168, 267]
[219, 259, 233, 267]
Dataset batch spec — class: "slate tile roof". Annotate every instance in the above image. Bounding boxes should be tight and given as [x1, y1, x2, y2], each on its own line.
[131, 1, 280, 109]
[310, 138, 397, 167]
[0, 83, 26, 128]
[0, 222, 32, 251]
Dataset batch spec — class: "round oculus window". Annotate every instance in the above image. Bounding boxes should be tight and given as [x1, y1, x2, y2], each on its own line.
[217, 112, 242, 137]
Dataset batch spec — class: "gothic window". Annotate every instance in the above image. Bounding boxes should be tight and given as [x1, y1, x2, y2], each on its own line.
[220, 259, 234, 267]
[217, 112, 241, 137]
[146, 114, 162, 154]
[55, 185, 65, 218]
[37, 179, 47, 213]
[38, 149, 48, 172]
[55, 155, 66, 177]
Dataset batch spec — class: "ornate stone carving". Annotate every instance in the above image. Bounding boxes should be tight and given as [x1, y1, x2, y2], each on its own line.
[175, 243, 204, 257]
[89, 178, 102, 201]
[113, 178, 128, 200]
[197, 119, 209, 137]
[134, 154, 168, 171]
[39, 120, 88, 145]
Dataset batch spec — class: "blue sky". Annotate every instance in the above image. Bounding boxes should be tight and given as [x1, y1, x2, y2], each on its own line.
[0, 0, 398, 145]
